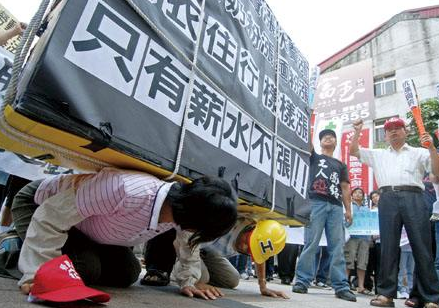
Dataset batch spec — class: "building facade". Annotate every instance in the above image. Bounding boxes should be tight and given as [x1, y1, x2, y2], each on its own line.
[318, 5, 439, 147]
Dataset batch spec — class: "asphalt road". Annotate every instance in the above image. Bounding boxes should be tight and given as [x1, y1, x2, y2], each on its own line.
[0, 276, 410, 308]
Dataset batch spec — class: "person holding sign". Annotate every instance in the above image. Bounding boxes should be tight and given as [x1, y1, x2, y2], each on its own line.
[292, 129, 356, 302]
[350, 118, 439, 308]
[0, 22, 26, 46]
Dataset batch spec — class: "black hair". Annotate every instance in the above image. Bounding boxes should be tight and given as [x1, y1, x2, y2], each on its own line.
[369, 190, 380, 202]
[351, 187, 365, 198]
[167, 176, 238, 249]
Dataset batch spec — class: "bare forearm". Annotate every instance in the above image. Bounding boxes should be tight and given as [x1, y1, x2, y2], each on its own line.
[256, 262, 266, 288]
[349, 131, 361, 158]
[341, 183, 351, 213]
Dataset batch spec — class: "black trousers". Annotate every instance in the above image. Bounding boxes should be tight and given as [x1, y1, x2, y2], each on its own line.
[11, 180, 141, 287]
[143, 228, 176, 274]
[277, 243, 301, 280]
[377, 190, 439, 302]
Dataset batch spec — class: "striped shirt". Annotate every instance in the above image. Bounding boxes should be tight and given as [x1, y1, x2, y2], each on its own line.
[34, 167, 176, 246]
[359, 144, 431, 189]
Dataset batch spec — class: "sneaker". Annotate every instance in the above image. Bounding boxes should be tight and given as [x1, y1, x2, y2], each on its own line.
[335, 290, 357, 302]
[292, 283, 308, 294]
[316, 281, 332, 290]
[240, 272, 249, 280]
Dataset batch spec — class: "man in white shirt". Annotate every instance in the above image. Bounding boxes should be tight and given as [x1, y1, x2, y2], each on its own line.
[349, 118, 439, 308]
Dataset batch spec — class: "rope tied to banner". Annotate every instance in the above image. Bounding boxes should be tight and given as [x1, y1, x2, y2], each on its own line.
[0, 0, 110, 171]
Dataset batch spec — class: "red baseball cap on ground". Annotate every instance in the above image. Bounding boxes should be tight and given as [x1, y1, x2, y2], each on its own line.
[384, 117, 405, 130]
[30, 255, 110, 303]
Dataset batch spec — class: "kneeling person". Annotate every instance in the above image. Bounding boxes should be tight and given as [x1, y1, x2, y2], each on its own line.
[11, 167, 238, 294]
[174, 219, 289, 300]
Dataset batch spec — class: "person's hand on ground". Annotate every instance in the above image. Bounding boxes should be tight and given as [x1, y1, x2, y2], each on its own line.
[259, 285, 290, 299]
[181, 283, 223, 300]
[20, 282, 33, 295]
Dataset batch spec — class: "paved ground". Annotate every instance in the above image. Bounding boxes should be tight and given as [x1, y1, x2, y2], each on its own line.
[0, 276, 409, 308]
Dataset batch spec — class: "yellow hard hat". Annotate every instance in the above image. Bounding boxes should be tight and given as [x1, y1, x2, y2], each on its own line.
[249, 220, 286, 264]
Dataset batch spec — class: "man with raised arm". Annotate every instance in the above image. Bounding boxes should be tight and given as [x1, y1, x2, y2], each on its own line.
[350, 118, 439, 308]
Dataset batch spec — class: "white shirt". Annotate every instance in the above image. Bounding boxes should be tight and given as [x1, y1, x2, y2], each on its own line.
[358, 144, 431, 189]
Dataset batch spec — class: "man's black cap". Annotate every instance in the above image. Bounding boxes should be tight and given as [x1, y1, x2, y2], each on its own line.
[319, 129, 337, 141]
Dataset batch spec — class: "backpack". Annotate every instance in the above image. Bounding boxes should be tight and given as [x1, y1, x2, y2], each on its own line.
[0, 229, 23, 279]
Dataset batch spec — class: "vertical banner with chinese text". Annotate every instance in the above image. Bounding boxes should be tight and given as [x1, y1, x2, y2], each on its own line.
[341, 128, 373, 195]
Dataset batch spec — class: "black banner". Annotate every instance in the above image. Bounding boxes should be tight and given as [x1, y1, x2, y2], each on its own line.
[14, 0, 311, 221]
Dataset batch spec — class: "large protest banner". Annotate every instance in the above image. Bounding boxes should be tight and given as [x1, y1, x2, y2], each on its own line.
[1, 0, 312, 223]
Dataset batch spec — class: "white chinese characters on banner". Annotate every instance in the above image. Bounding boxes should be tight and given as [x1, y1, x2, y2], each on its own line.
[161, 0, 202, 42]
[134, 40, 190, 125]
[262, 74, 276, 115]
[221, 102, 252, 163]
[62, 0, 311, 201]
[275, 140, 292, 186]
[249, 124, 272, 176]
[203, 15, 238, 73]
[238, 48, 259, 97]
[186, 77, 226, 147]
[291, 153, 309, 199]
[64, 0, 148, 95]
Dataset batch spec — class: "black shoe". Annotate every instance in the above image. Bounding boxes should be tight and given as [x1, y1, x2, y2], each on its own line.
[281, 278, 292, 285]
[335, 290, 357, 302]
[292, 283, 308, 294]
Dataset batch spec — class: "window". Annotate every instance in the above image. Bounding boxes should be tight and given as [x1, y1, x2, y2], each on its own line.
[374, 74, 396, 97]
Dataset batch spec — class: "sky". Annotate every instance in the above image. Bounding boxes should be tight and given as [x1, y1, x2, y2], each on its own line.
[2, 0, 439, 66]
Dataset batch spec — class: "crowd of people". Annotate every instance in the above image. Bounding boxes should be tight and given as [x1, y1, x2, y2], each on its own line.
[0, 115, 439, 308]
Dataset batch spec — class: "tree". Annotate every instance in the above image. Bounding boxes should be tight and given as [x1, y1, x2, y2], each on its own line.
[406, 98, 439, 148]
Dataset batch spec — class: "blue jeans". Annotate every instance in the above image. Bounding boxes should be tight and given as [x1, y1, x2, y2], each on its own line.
[398, 250, 414, 293]
[295, 199, 350, 292]
[314, 246, 330, 283]
[435, 222, 439, 280]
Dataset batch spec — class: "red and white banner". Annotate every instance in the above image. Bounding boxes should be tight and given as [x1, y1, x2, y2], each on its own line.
[341, 128, 375, 195]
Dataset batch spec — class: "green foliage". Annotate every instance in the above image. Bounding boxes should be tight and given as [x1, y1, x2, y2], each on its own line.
[406, 98, 439, 147]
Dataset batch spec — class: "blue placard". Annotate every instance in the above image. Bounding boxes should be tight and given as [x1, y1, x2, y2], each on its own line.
[347, 209, 379, 236]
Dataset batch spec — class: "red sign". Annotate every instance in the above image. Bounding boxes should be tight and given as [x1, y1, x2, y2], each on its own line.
[341, 128, 372, 194]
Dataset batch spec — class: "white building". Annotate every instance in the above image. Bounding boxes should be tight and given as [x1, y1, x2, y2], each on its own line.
[317, 5, 439, 147]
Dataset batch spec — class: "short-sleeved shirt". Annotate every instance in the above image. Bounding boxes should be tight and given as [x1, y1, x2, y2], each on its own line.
[308, 150, 349, 206]
[358, 144, 431, 189]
